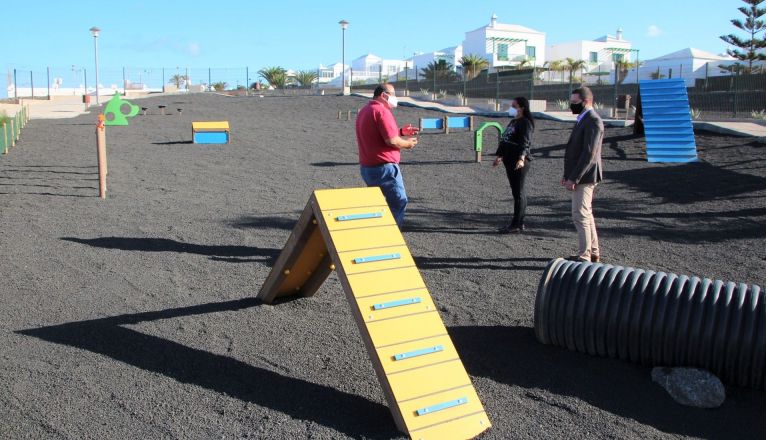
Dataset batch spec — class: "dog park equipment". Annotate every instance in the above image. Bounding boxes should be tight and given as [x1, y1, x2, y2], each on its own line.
[419, 116, 475, 134]
[419, 117, 447, 133]
[445, 116, 474, 134]
[535, 258, 766, 389]
[473, 122, 504, 163]
[103, 93, 140, 126]
[258, 187, 491, 439]
[337, 109, 359, 121]
[192, 121, 230, 144]
[638, 79, 698, 163]
[95, 114, 107, 198]
[1, 104, 30, 155]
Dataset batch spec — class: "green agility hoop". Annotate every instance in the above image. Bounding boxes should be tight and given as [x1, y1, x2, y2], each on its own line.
[473, 122, 504, 162]
[104, 93, 140, 126]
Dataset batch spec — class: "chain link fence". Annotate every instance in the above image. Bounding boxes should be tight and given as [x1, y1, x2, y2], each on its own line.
[353, 64, 766, 122]
[4, 64, 765, 121]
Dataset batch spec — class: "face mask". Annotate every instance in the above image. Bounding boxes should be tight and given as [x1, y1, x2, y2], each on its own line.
[387, 94, 398, 108]
[570, 102, 584, 114]
[508, 107, 518, 117]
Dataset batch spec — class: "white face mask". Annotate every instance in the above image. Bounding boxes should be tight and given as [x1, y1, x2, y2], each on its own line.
[508, 107, 518, 117]
[386, 93, 398, 108]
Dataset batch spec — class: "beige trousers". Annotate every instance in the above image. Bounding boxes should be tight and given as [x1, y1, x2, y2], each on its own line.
[571, 183, 599, 259]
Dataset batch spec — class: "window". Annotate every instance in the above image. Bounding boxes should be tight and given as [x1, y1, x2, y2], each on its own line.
[612, 53, 624, 63]
[497, 43, 509, 61]
[589, 52, 598, 63]
[526, 46, 536, 59]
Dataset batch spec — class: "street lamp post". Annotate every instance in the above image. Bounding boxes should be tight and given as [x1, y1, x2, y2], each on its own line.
[89, 26, 101, 105]
[339, 19, 349, 95]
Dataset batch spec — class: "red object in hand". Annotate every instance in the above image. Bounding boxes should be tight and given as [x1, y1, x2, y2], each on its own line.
[401, 124, 419, 136]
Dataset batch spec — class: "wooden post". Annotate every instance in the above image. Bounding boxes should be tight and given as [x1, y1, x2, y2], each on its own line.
[469, 116, 475, 131]
[96, 115, 107, 199]
[346, 110, 351, 121]
[418, 117, 423, 132]
[9, 118, 15, 147]
[2, 123, 7, 155]
[337, 110, 342, 119]
[443, 116, 449, 134]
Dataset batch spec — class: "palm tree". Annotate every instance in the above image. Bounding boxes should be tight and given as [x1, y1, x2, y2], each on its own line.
[616, 61, 639, 84]
[169, 74, 188, 88]
[258, 66, 287, 89]
[544, 60, 564, 83]
[565, 58, 587, 83]
[420, 60, 459, 81]
[294, 70, 318, 88]
[458, 54, 489, 80]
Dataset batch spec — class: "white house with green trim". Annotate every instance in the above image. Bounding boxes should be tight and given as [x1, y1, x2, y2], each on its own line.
[546, 29, 635, 83]
[461, 14, 546, 70]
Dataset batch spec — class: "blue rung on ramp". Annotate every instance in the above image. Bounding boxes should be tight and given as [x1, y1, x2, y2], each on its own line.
[639, 79, 697, 163]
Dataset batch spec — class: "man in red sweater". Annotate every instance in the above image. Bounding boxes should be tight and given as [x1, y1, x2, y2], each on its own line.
[355, 83, 418, 227]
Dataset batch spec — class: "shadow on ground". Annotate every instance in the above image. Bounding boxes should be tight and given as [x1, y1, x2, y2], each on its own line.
[449, 325, 766, 439]
[61, 236, 280, 262]
[17, 298, 398, 439]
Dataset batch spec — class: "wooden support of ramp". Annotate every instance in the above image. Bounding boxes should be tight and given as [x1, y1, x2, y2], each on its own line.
[257, 187, 491, 439]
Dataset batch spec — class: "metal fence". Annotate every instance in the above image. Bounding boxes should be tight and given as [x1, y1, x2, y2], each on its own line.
[354, 64, 766, 121]
[5, 64, 765, 121]
[4, 66, 257, 98]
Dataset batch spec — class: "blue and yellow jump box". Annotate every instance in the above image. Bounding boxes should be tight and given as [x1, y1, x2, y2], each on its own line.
[192, 121, 230, 144]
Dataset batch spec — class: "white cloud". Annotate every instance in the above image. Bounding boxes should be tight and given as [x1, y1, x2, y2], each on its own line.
[187, 43, 201, 57]
[647, 25, 662, 38]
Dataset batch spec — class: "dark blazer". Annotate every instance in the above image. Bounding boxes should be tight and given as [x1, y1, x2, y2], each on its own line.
[564, 110, 604, 184]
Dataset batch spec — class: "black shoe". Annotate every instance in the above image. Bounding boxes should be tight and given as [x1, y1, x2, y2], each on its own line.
[497, 224, 523, 234]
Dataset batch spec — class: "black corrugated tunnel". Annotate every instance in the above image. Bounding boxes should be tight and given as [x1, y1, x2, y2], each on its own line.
[534, 258, 765, 389]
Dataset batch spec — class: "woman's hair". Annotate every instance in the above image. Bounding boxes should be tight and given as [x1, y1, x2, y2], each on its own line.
[513, 96, 535, 128]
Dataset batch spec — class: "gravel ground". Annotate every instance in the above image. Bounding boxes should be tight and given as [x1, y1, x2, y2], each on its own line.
[1, 93, 765, 439]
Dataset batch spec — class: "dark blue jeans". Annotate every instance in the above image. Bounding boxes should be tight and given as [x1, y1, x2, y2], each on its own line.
[360, 163, 408, 227]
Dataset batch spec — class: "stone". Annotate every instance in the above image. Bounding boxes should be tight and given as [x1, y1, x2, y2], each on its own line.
[651, 367, 726, 409]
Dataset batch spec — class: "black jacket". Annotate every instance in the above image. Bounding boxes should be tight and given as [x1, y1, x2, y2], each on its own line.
[495, 118, 533, 162]
[564, 110, 604, 184]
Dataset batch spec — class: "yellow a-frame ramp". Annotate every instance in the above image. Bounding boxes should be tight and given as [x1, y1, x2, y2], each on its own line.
[257, 187, 491, 440]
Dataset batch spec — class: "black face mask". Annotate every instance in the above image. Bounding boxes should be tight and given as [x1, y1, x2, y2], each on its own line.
[570, 102, 585, 114]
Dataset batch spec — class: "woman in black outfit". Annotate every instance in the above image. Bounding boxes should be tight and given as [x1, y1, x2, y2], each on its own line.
[493, 96, 534, 234]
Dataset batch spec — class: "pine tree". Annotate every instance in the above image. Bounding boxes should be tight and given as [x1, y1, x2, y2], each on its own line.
[720, 0, 766, 73]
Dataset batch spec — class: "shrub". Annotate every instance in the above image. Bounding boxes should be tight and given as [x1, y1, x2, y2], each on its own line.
[690, 108, 702, 120]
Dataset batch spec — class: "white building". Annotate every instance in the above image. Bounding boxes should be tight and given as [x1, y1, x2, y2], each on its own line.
[407, 45, 464, 79]
[622, 48, 736, 86]
[317, 63, 347, 85]
[349, 54, 409, 84]
[546, 28, 634, 83]
[462, 14, 546, 70]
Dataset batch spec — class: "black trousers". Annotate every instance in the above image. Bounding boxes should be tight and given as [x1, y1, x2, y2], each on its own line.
[503, 159, 530, 227]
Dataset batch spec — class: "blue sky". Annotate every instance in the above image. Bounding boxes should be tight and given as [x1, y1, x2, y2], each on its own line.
[1, 0, 745, 88]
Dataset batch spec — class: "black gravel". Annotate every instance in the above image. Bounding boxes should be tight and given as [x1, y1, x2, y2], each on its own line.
[1, 93, 765, 439]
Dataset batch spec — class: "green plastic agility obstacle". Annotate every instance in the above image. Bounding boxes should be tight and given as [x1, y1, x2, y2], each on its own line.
[473, 122, 504, 162]
[104, 93, 140, 126]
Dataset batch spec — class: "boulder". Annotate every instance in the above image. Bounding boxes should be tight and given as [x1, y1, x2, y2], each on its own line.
[651, 367, 725, 409]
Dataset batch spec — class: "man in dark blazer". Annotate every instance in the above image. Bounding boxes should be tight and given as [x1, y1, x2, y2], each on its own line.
[562, 87, 604, 263]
